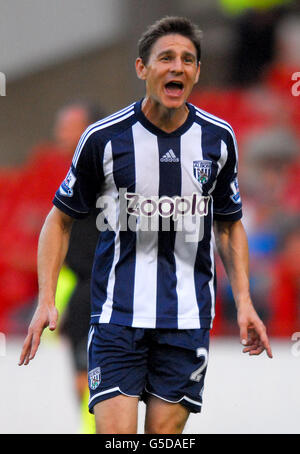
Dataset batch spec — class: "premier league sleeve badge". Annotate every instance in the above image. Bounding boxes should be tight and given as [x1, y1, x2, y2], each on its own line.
[230, 177, 241, 204]
[59, 168, 77, 197]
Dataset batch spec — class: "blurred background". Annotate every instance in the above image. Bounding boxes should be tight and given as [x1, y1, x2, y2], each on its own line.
[0, 0, 299, 434]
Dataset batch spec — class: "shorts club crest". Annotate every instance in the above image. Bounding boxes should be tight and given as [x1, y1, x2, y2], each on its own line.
[88, 367, 101, 390]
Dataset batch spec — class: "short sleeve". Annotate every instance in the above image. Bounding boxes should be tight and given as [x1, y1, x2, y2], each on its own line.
[53, 131, 104, 219]
[212, 129, 242, 222]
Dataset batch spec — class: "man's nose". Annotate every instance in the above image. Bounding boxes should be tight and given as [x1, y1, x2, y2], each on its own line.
[170, 57, 183, 73]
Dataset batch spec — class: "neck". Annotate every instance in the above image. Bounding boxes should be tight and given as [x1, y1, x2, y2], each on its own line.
[141, 97, 189, 133]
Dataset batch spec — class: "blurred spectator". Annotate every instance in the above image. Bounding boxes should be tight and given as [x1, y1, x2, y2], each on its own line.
[0, 100, 101, 334]
[190, 17, 300, 335]
[59, 206, 99, 434]
[263, 14, 300, 138]
[219, 0, 294, 17]
[217, 125, 299, 332]
[53, 101, 103, 405]
[210, 126, 285, 332]
[230, 8, 285, 86]
[242, 126, 299, 231]
[59, 207, 100, 402]
[268, 218, 300, 336]
[0, 100, 103, 433]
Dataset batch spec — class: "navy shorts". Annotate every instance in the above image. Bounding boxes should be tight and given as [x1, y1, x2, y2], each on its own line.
[87, 323, 210, 414]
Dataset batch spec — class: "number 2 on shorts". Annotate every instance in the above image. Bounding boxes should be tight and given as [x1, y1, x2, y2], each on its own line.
[190, 347, 208, 382]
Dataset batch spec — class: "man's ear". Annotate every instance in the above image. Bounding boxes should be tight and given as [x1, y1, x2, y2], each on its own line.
[135, 58, 147, 80]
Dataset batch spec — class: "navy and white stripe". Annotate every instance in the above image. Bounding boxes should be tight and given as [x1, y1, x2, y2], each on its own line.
[131, 122, 160, 327]
[53, 100, 242, 330]
[73, 103, 135, 167]
[195, 106, 239, 172]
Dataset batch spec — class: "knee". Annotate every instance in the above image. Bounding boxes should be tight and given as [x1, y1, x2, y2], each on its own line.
[145, 418, 185, 434]
[94, 395, 138, 434]
[144, 397, 189, 434]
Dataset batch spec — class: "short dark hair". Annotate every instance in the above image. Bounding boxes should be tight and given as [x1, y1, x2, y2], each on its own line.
[57, 100, 105, 124]
[138, 16, 202, 65]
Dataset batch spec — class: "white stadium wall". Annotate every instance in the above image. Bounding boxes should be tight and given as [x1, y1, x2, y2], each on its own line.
[0, 0, 126, 80]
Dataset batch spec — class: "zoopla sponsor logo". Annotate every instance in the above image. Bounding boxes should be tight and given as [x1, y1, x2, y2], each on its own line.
[95, 188, 209, 242]
[125, 192, 210, 220]
[291, 72, 300, 97]
[0, 72, 6, 96]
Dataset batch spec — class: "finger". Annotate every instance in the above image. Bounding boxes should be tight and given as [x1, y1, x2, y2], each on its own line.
[257, 329, 273, 358]
[242, 345, 257, 353]
[249, 345, 265, 356]
[49, 313, 57, 331]
[242, 340, 260, 353]
[243, 343, 263, 353]
[261, 335, 273, 358]
[251, 321, 273, 358]
[29, 331, 42, 360]
[19, 346, 29, 365]
[19, 334, 33, 365]
[24, 350, 31, 366]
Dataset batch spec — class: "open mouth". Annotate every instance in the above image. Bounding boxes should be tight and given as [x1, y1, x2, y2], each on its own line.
[164, 81, 184, 97]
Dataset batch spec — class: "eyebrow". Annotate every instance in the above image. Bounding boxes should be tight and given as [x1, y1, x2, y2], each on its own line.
[157, 49, 196, 60]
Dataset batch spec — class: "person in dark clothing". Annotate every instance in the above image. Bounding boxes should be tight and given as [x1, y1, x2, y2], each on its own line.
[60, 207, 99, 400]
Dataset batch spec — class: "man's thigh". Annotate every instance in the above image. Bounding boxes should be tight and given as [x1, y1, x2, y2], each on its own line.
[143, 328, 210, 415]
[87, 324, 148, 414]
[94, 394, 139, 434]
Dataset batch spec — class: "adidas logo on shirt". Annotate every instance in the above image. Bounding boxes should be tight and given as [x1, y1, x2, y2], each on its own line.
[160, 150, 179, 163]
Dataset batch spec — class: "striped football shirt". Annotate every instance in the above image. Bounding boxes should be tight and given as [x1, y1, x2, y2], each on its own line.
[53, 99, 242, 329]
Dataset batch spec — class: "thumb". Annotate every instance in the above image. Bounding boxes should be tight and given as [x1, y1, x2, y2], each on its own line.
[48, 308, 58, 331]
[239, 323, 248, 346]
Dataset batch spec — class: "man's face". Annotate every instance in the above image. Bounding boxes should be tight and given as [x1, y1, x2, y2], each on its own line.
[54, 107, 89, 153]
[136, 33, 200, 110]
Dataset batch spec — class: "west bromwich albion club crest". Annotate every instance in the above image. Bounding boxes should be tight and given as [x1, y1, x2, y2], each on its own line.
[88, 367, 101, 390]
[193, 160, 212, 184]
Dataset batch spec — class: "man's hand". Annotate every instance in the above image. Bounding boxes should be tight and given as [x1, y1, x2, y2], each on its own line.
[214, 220, 273, 359]
[18, 303, 58, 366]
[237, 303, 273, 358]
[18, 207, 72, 366]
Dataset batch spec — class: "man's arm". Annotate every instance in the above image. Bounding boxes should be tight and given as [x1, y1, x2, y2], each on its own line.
[214, 219, 272, 358]
[19, 206, 74, 366]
